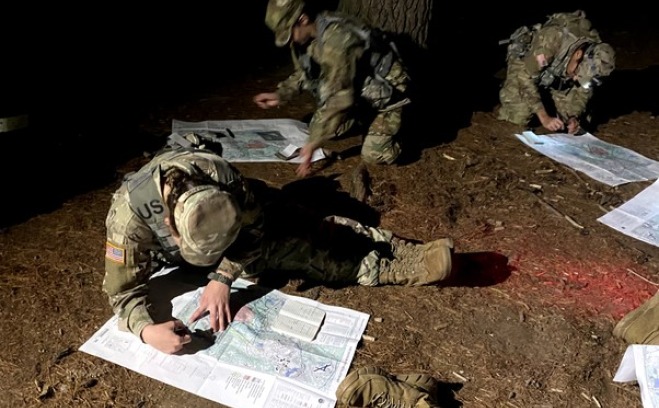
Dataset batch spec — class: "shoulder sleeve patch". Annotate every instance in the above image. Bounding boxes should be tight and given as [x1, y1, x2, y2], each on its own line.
[105, 241, 126, 264]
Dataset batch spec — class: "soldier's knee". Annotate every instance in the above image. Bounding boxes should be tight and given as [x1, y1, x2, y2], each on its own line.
[361, 146, 400, 165]
[496, 104, 532, 126]
[361, 136, 401, 165]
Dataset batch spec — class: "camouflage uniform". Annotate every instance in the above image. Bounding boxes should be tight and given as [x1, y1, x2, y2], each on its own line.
[498, 11, 615, 127]
[274, 10, 411, 164]
[104, 148, 448, 338]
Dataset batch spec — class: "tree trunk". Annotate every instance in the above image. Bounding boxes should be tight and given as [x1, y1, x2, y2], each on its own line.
[338, 0, 433, 48]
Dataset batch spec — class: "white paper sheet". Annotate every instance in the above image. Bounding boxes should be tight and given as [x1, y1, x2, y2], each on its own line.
[80, 277, 369, 408]
[598, 179, 659, 248]
[614, 345, 659, 407]
[172, 118, 326, 163]
[515, 131, 659, 186]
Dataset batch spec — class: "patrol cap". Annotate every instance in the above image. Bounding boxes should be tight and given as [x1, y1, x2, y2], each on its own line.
[265, 0, 305, 47]
[174, 185, 242, 266]
[576, 42, 616, 89]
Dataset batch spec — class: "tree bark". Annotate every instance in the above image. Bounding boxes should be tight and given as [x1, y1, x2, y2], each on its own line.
[338, 0, 433, 48]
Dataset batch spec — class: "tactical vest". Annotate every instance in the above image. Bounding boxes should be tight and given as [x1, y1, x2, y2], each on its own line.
[297, 12, 401, 109]
[125, 150, 184, 261]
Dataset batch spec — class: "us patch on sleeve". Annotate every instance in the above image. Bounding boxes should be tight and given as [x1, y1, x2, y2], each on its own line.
[105, 241, 126, 264]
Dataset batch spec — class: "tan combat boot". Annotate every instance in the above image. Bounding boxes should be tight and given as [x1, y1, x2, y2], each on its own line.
[337, 367, 440, 408]
[378, 238, 454, 286]
[613, 291, 659, 345]
[393, 372, 439, 395]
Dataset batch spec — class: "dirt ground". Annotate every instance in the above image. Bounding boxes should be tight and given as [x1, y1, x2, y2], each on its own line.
[2, 9, 659, 408]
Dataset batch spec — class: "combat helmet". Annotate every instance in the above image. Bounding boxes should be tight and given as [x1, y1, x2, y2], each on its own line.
[576, 42, 616, 89]
[265, 0, 305, 47]
[174, 185, 242, 266]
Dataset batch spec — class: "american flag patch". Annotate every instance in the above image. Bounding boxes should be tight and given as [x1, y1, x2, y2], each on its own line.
[105, 242, 126, 264]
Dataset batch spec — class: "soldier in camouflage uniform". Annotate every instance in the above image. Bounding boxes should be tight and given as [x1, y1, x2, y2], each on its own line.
[254, 0, 411, 176]
[103, 145, 457, 355]
[497, 10, 615, 134]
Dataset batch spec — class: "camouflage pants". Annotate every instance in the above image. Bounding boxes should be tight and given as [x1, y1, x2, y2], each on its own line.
[361, 107, 403, 165]
[244, 213, 394, 287]
[498, 58, 585, 125]
[361, 61, 409, 164]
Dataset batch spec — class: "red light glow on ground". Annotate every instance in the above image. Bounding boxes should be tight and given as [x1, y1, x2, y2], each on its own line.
[505, 251, 657, 319]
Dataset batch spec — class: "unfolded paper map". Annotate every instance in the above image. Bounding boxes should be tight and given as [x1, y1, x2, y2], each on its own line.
[614, 344, 659, 408]
[598, 178, 659, 248]
[172, 118, 326, 163]
[515, 131, 659, 186]
[80, 276, 369, 408]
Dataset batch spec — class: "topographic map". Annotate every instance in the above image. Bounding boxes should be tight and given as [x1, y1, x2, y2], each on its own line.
[516, 131, 659, 186]
[81, 276, 369, 408]
[174, 286, 364, 393]
[171, 118, 326, 163]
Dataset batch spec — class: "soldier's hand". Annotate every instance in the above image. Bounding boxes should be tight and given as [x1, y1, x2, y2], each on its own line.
[253, 92, 280, 109]
[540, 116, 564, 132]
[141, 321, 191, 354]
[189, 280, 232, 332]
[566, 117, 581, 134]
[295, 143, 316, 177]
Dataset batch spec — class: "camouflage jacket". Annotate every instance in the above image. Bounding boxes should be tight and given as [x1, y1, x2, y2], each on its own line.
[276, 11, 408, 145]
[103, 148, 261, 337]
[512, 23, 600, 117]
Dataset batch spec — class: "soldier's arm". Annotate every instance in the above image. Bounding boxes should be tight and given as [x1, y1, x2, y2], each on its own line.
[103, 190, 155, 338]
[521, 26, 564, 116]
[214, 258, 244, 281]
[307, 28, 362, 146]
[214, 223, 265, 281]
[560, 86, 592, 120]
[512, 61, 544, 115]
[276, 48, 306, 103]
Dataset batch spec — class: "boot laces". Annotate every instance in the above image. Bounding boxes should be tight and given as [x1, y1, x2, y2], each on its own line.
[387, 239, 424, 276]
[391, 237, 416, 258]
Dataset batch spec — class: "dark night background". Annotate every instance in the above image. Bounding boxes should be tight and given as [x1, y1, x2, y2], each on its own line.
[1, 1, 655, 228]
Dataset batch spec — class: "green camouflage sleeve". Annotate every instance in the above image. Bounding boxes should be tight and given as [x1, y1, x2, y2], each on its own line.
[559, 86, 592, 119]
[307, 25, 362, 145]
[519, 26, 564, 113]
[510, 58, 544, 114]
[217, 258, 245, 280]
[103, 186, 155, 338]
[276, 47, 306, 103]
